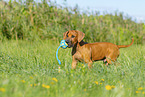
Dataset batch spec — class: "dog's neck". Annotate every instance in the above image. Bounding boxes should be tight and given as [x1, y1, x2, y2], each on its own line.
[79, 40, 87, 46]
[72, 40, 87, 55]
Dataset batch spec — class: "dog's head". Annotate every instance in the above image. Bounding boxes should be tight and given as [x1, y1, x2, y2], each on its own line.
[63, 30, 85, 48]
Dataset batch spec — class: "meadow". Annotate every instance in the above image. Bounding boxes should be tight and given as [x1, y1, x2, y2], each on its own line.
[0, 0, 145, 97]
[0, 40, 145, 97]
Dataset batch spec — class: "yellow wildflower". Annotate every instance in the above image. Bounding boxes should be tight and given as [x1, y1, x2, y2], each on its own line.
[82, 64, 85, 68]
[0, 88, 5, 92]
[58, 66, 60, 73]
[29, 76, 33, 79]
[111, 85, 115, 89]
[51, 82, 54, 85]
[105, 85, 112, 90]
[138, 87, 143, 90]
[30, 84, 33, 87]
[84, 89, 87, 91]
[95, 81, 98, 85]
[42, 84, 50, 89]
[21, 80, 25, 83]
[42, 84, 45, 87]
[45, 85, 50, 89]
[100, 83, 102, 85]
[142, 92, 144, 94]
[52, 78, 58, 82]
[101, 79, 104, 81]
[136, 91, 141, 93]
[34, 84, 37, 86]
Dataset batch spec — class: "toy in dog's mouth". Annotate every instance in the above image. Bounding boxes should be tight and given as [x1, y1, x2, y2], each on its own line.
[60, 40, 68, 49]
[56, 40, 68, 65]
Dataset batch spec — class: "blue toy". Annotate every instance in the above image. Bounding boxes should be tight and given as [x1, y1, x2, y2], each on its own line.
[56, 40, 68, 65]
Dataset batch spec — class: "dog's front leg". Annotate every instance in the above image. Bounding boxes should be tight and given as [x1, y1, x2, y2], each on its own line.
[72, 57, 77, 69]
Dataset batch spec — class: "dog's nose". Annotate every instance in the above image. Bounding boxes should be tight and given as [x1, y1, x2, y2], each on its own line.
[65, 39, 70, 44]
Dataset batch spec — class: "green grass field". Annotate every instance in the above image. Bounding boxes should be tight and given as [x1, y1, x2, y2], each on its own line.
[0, 40, 145, 97]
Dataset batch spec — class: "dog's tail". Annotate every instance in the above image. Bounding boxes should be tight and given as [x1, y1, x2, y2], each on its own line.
[117, 38, 134, 48]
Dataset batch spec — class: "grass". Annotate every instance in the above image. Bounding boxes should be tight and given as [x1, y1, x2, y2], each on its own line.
[0, 0, 145, 96]
[0, 40, 145, 97]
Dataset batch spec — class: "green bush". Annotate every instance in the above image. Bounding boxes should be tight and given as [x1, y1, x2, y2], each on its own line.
[0, 0, 145, 44]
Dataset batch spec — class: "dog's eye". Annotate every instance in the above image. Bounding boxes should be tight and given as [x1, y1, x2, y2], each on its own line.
[66, 34, 68, 37]
[71, 35, 75, 38]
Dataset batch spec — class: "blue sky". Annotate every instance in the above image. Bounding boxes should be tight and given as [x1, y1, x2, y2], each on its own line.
[52, 0, 145, 23]
[4, 0, 145, 22]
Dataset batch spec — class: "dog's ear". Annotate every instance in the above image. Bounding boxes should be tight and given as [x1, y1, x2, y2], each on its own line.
[76, 30, 85, 42]
[63, 31, 68, 39]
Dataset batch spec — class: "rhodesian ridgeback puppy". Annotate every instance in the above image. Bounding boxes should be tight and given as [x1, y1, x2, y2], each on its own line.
[63, 30, 134, 69]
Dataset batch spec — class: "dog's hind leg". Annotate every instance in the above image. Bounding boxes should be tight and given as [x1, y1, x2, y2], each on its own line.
[103, 59, 108, 66]
[106, 55, 117, 65]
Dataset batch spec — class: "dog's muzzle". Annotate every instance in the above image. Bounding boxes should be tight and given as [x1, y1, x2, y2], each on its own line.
[65, 39, 73, 48]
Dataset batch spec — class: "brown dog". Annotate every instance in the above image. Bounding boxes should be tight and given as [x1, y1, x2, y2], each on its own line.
[63, 30, 134, 69]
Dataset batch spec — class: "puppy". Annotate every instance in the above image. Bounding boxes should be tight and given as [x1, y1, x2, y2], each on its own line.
[63, 30, 134, 69]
